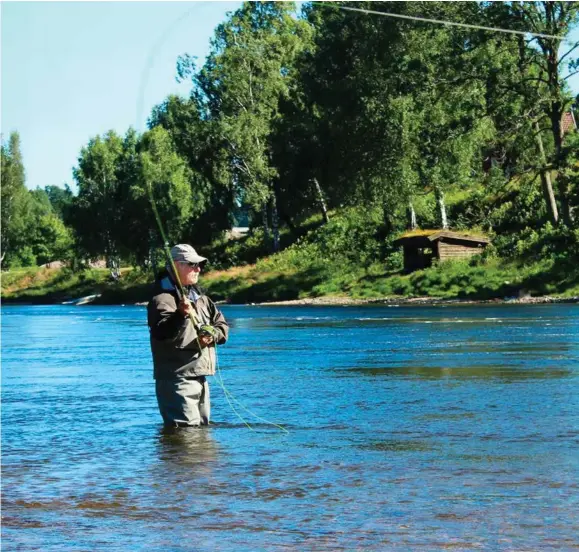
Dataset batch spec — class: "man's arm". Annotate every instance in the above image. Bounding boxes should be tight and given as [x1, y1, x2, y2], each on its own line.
[147, 293, 188, 341]
[208, 298, 229, 345]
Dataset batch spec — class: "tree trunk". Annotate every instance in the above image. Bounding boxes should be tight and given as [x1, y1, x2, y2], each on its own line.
[550, 106, 574, 225]
[547, 95, 572, 225]
[107, 255, 121, 281]
[270, 194, 280, 253]
[262, 203, 271, 246]
[534, 121, 559, 226]
[406, 202, 417, 230]
[312, 177, 329, 224]
[556, 176, 574, 226]
[106, 255, 121, 281]
[434, 187, 449, 229]
[540, 5, 573, 226]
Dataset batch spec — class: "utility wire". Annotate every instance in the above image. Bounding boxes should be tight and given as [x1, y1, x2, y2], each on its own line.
[311, 2, 566, 41]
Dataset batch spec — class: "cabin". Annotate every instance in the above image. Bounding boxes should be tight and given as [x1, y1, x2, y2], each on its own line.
[393, 230, 491, 273]
[562, 110, 577, 134]
[225, 226, 250, 240]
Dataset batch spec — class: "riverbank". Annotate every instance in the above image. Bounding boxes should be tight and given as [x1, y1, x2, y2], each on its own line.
[2, 264, 578, 307]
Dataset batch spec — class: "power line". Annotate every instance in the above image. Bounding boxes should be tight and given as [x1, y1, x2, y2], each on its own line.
[311, 2, 566, 41]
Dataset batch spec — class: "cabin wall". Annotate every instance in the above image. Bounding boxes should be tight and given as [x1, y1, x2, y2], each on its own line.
[437, 241, 485, 262]
[403, 247, 433, 272]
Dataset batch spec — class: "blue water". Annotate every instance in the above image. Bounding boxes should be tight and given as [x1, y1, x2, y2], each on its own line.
[2, 303, 579, 550]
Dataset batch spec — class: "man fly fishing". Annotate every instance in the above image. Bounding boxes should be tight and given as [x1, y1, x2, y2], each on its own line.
[147, 244, 229, 427]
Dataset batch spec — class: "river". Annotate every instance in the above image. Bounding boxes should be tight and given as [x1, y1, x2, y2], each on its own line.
[2, 304, 578, 550]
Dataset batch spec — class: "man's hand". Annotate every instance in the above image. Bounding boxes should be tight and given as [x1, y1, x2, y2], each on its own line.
[178, 297, 195, 318]
[198, 324, 217, 348]
[198, 334, 214, 348]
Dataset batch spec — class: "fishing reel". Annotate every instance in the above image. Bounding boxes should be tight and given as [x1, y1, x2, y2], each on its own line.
[198, 324, 218, 339]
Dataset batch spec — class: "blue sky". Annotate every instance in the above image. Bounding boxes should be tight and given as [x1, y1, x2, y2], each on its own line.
[2, 1, 242, 191]
[2, 1, 578, 192]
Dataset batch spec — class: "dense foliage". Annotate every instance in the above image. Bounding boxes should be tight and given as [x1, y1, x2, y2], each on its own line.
[2, 1, 578, 300]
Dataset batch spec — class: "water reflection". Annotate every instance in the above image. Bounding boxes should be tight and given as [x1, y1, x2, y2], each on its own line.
[156, 426, 219, 470]
[342, 364, 573, 380]
[358, 440, 435, 452]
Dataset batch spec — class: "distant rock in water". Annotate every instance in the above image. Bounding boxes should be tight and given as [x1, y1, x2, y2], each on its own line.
[62, 294, 102, 305]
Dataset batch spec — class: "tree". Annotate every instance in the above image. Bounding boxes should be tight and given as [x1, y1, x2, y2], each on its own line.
[477, 2, 579, 227]
[518, 1, 579, 226]
[149, 95, 230, 244]
[71, 131, 124, 276]
[180, 1, 311, 251]
[26, 188, 73, 265]
[45, 184, 74, 221]
[131, 125, 196, 265]
[296, 2, 493, 231]
[1, 132, 28, 267]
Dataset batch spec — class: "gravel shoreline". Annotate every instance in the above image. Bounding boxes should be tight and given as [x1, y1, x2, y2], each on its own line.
[253, 295, 579, 307]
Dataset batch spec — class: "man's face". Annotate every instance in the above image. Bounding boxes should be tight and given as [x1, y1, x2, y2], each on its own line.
[175, 261, 202, 286]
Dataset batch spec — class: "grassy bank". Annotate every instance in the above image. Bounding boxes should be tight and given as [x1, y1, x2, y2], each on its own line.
[1, 266, 150, 304]
[3, 208, 579, 305]
[2, 255, 578, 306]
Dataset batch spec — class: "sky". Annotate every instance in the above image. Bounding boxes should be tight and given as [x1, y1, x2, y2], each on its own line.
[1, 1, 578, 192]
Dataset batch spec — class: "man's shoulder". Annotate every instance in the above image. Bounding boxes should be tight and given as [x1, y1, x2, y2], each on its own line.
[150, 274, 175, 295]
[149, 287, 178, 308]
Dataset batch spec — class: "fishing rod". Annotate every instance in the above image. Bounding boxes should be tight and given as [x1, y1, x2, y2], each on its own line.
[137, 5, 288, 434]
[145, 181, 289, 435]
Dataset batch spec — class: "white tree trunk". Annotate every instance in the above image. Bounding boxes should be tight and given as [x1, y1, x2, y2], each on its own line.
[435, 187, 449, 230]
[312, 178, 329, 224]
[407, 202, 417, 230]
[534, 121, 559, 226]
[106, 254, 121, 281]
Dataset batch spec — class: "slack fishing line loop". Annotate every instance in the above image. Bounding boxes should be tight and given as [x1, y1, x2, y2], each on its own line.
[136, 2, 211, 135]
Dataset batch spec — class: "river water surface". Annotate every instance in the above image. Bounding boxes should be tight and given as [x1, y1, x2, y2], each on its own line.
[2, 303, 578, 551]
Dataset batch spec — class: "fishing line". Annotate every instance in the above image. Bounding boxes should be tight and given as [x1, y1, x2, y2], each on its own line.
[138, 5, 288, 433]
[310, 1, 567, 41]
[136, 3, 211, 133]
[137, 2, 258, 432]
[146, 178, 288, 434]
[213, 351, 290, 434]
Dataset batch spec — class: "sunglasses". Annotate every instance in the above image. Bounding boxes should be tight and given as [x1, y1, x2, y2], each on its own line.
[185, 262, 203, 269]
